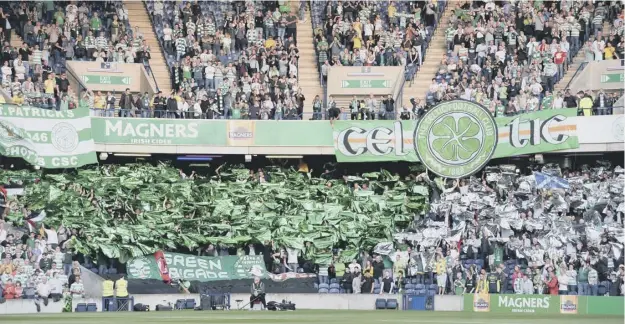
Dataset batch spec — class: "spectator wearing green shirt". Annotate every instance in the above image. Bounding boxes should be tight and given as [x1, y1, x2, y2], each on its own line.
[541, 91, 554, 110]
[54, 8, 65, 26]
[90, 12, 102, 33]
[334, 256, 346, 278]
[453, 272, 465, 295]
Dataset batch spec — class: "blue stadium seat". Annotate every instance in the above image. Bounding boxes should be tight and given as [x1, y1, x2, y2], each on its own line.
[405, 283, 415, 290]
[375, 298, 387, 310]
[329, 283, 341, 290]
[329, 288, 340, 294]
[330, 278, 338, 284]
[386, 299, 398, 309]
[75, 303, 87, 312]
[405, 289, 415, 295]
[86, 303, 97, 312]
[318, 283, 329, 290]
[416, 289, 426, 296]
[426, 290, 436, 297]
[410, 278, 419, 284]
[428, 284, 438, 291]
[185, 299, 196, 309]
[318, 288, 329, 293]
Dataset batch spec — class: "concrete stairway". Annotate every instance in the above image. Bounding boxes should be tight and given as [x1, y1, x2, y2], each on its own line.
[556, 20, 613, 92]
[124, 0, 172, 95]
[292, 1, 323, 119]
[401, 6, 455, 105]
[554, 48, 588, 92]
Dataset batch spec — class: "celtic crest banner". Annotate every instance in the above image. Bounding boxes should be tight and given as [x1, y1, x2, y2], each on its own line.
[333, 101, 579, 178]
[0, 105, 97, 168]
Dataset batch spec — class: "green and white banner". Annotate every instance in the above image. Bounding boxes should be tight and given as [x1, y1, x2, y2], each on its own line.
[127, 252, 268, 282]
[0, 106, 97, 168]
[333, 101, 580, 178]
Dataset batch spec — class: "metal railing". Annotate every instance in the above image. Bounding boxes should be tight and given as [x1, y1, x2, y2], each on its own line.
[143, 0, 165, 93]
[563, 62, 588, 91]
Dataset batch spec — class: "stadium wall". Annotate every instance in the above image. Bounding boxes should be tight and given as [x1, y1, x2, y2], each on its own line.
[0, 294, 620, 314]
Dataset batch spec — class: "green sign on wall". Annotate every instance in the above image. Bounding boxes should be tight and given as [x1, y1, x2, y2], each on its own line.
[81, 75, 131, 85]
[600, 73, 624, 83]
[341, 80, 391, 88]
[464, 294, 624, 316]
[333, 103, 580, 177]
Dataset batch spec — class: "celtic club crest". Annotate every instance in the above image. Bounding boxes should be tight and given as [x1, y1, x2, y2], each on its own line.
[51, 122, 79, 152]
[414, 100, 497, 179]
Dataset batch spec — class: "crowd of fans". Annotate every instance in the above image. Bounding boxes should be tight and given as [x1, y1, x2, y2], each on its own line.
[0, 1, 150, 112]
[0, 220, 85, 305]
[314, 162, 624, 296]
[147, 0, 306, 120]
[312, 0, 446, 84]
[423, 0, 624, 117]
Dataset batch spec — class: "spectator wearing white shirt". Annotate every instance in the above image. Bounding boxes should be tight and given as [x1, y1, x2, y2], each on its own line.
[44, 227, 59, 249]
[35, 277, 51, 311]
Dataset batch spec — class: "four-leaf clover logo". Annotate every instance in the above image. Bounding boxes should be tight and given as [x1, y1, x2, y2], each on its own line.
[430, 115, 482, 162]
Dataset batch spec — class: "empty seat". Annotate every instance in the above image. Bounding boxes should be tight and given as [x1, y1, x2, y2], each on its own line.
[329, 278, 338, 284]
[386, 299, 398, 309]
[415, 284, 425, 290]
[318, 283, 329, 290]
[416, 289, 427, 296]
[404, 283, 415, 290]
[428, 284, 437, 290]
[318, 288, 329, 293]
[375, 298, 387, 310]
[75, 303, 87, 312]
[405, 289, 415, 295]
[410, 278, 419, 284]
[329, 283, 341, 290]
[86, 303, 97, 312]
[426, 290, 436, 297]
[329, 288, 340, 294]
[185, 299, 196, 309]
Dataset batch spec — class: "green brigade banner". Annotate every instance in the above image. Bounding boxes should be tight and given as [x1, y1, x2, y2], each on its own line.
[334, 101, 579, 178]
[464, 294, 624, 316]
[127, 252, 269, 282]
[0, 105, 97, 168]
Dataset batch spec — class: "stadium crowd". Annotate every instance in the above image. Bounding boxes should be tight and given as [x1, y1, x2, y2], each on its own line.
[0, 218, 85, 304]
[0, 1, 150, 112]
[312, 0, 445, 83]
[423, 0, 624, 117]
[314, 162, 624, 296]
[147, 0, 305, 120]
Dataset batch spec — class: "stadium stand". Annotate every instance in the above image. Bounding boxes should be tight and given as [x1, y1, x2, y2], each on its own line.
[0, 0, 623, 308]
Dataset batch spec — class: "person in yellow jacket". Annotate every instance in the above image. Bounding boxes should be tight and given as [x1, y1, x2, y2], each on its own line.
[579, 93, 594, 117]
[114, 275, 129, 311]
[115, 276, 128, 298]
[102, 277, 115, 311]
[476, 271, 489, 294]
[434, 252, 447, 295]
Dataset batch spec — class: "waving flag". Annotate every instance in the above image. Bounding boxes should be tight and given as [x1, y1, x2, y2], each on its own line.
[534, 172, 570, 190]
